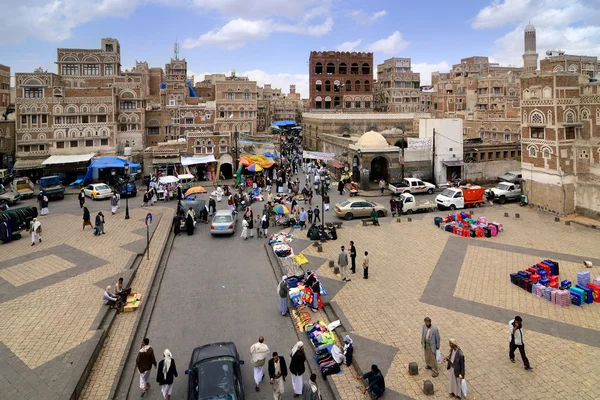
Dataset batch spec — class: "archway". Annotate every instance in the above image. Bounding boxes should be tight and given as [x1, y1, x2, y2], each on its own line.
[219, 154, 234, 179]
[369, 157, 388, 183]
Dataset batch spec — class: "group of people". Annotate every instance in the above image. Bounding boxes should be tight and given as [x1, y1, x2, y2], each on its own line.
[337, 242, 370, 281]
[101, 277, 132, 310]
[135, 338, 178, 399]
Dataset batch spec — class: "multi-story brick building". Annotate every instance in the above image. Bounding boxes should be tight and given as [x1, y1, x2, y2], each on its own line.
[520, 57, 600, 217]
[374, 58, 422, 113]
[539, 53, 599, 77]
[0, 64, 10, 114]
[214, 72, 258, 136]
[309, 51, 373, 111]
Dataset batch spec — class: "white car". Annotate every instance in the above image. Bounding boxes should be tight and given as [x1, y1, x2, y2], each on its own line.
[84, 183, 113, 200]
[389, 177, 436, 195]
[210, 209, 237, 235]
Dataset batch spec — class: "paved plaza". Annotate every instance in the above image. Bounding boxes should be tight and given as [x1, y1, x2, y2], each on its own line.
[298, 205, 600, 399]
[0, 205, 172, 400]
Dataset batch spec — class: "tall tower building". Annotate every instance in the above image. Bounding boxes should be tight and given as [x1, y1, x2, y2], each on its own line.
[523, 24, 538, 72]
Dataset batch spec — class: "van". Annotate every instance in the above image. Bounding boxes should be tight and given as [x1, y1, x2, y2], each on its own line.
[178, 174, 195, 189]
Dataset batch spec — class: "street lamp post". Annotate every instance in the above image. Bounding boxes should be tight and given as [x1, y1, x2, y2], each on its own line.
[317, 170, 331, 229]
[124, 163, 130, 220]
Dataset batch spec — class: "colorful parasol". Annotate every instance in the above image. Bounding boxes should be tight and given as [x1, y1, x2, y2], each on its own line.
[273, 204, 290, 214]
[185, 186, 207, 197]
[246, 164, 263, 172]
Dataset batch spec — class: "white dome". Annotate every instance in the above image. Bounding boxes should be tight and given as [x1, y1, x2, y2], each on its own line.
[525, 23, 535, 32]
[355, 131, 389, 148]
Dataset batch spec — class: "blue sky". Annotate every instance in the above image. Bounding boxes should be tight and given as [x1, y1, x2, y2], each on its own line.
[1, 0, 599, 98]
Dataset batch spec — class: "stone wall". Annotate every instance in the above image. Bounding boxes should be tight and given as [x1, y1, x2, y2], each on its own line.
[575, 180, 600, 218]
[522, 179, 576, 215]
[464, 159, 521, 184]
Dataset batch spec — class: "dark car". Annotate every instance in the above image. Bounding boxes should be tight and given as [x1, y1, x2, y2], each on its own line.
[185, 342, 245, 400]
[113, 178, 137, 197]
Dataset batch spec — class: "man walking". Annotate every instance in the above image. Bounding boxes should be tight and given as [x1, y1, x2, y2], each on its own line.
[290, 342, 306, 397]
[299, 208, 307, 230]
[313, 206, 320, 223]
[302, 373, 321, 400]
[78, 188, 85, 208]
[338, 246, 350, 282]
[136, 338, 157, 397]
[363, 251, 369, 279]
[349, 241, 357, 274]
[421, 317, 440, 377]
[268, 351, 288, 400]
[250, 336, 270, 391]
[509, 316, 532, 371]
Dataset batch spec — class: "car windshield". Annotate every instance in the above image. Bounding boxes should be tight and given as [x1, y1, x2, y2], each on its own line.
[96, 184, 110, 191]
[495, 183, 511, 190]
[192, 358, 236, 400]
[440, 189, 455, 197]
[214, 215, 232, 223]
[339, 200, 350, 206]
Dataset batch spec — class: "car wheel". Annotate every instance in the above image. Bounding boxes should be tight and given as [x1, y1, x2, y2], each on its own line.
[475, 203, 481, 208]
[344, 212, 353, 220]
[427, 188, 434, 194]
[449, 205, 456, 211]
[377, 210, 385, 217]
[406, 209, 413, 215]
[499, 196, 506, 204]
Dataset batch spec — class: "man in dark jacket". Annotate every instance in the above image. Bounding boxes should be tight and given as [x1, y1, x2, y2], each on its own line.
[357, 364, 385, 398]
[136, 338, 157, 397]
[349, 241, 357, 274]
[156, 349, 177, 400]
[268, 352, 288, 400]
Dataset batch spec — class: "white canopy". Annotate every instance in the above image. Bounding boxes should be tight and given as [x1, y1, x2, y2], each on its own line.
[42, 153, 95, 165]
[158, 175, 179, 184]
[180, 155, 217, 166]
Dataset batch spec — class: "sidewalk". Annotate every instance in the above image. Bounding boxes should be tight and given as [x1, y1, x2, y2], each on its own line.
[0, 206, 172, 400]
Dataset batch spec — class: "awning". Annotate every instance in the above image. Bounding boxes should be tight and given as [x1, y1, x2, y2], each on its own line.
[13, 158, 45, 170]
[153, 157, 181, 165]
[180, 155, 216, 166]
[329, 161, 344, 169]
[443, 160, 466, 167]
[42, 153, 95, 166]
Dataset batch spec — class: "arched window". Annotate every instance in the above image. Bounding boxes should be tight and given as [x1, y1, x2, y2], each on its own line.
[364, 80, 370, 92]
[326, 62, 335, 74]
[542, 87, 552, 99]
[553, 65, 564, 72]
[530, 112, 544, 124]
[315, 62, 323, 74]
[542, 147, 552, 160]
[22, 134, 31, 141]
[351, 63, 359, 74]
[345, 80, 351, 91]
[362, 63, 370, 75]
[509, 88, 516, 97]
[354, 80, 361, 91]
[334, 96, 340, 108]
[315, 80, 322, 92]
[568, 64, 577, 72]
[339, 63, 347, 74]
[325, 80, 331, 91]
[565, 110, 575, 123]
[324, 96, 331, 109]
[333, 80, 341, 92]
[528, 145, 538, 158]
[523, 89, 530, 100]
[581, 108, 590, 120]
[315, 96, 322, 109]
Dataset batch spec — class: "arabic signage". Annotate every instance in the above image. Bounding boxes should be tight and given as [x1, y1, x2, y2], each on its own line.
[302, 151, 336, 161]
[407, 137, 433, 151]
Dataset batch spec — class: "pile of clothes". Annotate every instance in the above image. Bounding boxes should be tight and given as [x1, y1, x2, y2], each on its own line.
[314, 347, 341, 380]
[291, 305, 312, 332]
[273, 243, 293, 258]
[269, 232, 293, 245]
[434, 213, 503, 238]
[305, 321, 335, 348]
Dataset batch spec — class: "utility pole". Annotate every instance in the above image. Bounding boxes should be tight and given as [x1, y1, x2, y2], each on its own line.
[431, 128, 436, 185]
[234, 131, 239, 170]
[401, 130, 405, 181]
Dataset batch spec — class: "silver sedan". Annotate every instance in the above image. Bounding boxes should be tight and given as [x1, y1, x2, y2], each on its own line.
[210, 209, 237, 235]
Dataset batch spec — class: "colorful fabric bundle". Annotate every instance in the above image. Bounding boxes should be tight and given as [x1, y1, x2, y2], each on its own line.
[273, 243, 293, 258]
[534, 283, 544, 297]
[553, 289, 571, 307]
[543, 286, 554, 301]
[291, 306, 313, 332]
[293, 254, 309, 265]
[577, 271, 591, 287]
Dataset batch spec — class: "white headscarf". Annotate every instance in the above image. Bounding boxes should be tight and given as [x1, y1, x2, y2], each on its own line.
[163, 349, 172, 377]
[277, 275, 288, 295]
[290, 341, 304, 357]
[343, 335, 353, 345]
[32, 218, 41, 231]
[105, 285, 112, 293]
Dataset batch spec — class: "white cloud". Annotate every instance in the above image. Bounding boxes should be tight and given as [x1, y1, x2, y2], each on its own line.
[365, 31, 410, 55]
[412, 61, 451, 85]
[0, 0, 142, 43]
[472, 0, 600, 66]
[191, 0, 323, 19]
[183, 17, 333, 49]
[335, 39, 362, 52]
[351, 9, 387, 24]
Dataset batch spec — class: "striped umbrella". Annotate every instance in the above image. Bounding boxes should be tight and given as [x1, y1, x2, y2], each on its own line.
[247, 164, 263, 172]
[273, 204, 291, 214]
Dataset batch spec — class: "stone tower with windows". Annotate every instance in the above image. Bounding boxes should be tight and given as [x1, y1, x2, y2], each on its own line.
[523, 24, 538, 72]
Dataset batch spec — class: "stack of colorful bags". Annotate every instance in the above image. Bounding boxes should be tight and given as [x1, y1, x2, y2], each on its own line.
[434, 213, 503, 238]
[587, 277, 600, 304]
[305, 321, 335, 349]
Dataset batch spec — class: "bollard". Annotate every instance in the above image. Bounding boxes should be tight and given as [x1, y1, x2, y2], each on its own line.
[504, 212, 509, 217]
[329, 260, 334, 268]
[408, 362, 419, 376]
[396, 217, 401, 223]
[423, 380, 434, 395]
[515, 213, 520, 219]
[317, 244, 323, 252]
[554, 217, 560, 222]
[333, 266, 340, 274]
[565, 220, 571, 226]
[408, 217, 412, 222]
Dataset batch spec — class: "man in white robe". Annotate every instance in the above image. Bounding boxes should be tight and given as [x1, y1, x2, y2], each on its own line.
[250, 336, 270, 392]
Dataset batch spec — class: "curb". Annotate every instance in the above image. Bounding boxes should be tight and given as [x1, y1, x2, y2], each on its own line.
[264, 240, 340, 400]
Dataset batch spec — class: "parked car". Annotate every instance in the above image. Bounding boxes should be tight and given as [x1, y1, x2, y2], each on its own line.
[334, 198, 388, 220]
[84, 183, 113, 200]
[210, 209, 237, 235]
[39, 176, 65, 200]
[400, 193, 436, 214]
[389, 177, 436, 195]
[10, 177, 34, 199]
[185, 342, 245, 400]
[0, 184, 21, 205]
[113, 178, 137, 197]
[488, 182, 521, 204]
[498, 171, 522, 183]
[0, 169, 15, 186]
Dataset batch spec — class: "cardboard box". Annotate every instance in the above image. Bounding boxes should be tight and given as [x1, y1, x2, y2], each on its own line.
[124, 293, 141, 312]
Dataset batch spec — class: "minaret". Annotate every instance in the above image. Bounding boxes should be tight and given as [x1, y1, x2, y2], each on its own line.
[523, 24, 538, 72]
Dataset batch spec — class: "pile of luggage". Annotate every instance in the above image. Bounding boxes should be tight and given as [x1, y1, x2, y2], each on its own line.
[434, 213, 503, 239]
[510, 260, 600, 307]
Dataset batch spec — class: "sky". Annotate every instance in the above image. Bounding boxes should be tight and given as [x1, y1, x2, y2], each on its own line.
[1, 0, 599, 98]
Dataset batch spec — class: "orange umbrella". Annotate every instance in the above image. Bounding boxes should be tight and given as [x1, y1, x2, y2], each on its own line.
[185, 186, 207, 197]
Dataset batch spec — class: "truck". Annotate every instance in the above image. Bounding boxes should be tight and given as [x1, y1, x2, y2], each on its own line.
[488, 182, 521, 204]
[400, 193, 436, 214]
[10, 177, 35, 199]
[39, 176, 65, 200]
[389, 177, 436, 195]
[0, 184, 21, 205]
[435, 187, 486, 210]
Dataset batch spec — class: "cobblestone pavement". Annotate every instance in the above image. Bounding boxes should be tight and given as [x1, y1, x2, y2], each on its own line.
[0, 205, 171, 400]
[299, 205, 600, 400]
[80, 206, 173, 400]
